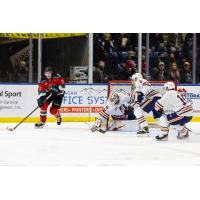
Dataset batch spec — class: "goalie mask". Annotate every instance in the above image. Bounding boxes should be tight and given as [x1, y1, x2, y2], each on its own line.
[109, 93, 120, 106]
[163, 82, 175, 91]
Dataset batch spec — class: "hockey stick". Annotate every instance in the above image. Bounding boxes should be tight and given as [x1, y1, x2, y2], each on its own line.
[184, 126, 200, 135]
[6, 94, 52, 132]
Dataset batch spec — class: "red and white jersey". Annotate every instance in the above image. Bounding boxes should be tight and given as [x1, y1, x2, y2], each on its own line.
[155, 90, 193, 116]
[99, 92, 133, 120]
[38, 73, 65, 97]
[134, 78, 161, 99]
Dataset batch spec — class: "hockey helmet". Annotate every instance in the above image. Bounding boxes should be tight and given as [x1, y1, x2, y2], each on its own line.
[163, 82, 175, 91]
[130, 73, 143, 81]
[110, 92, 120, 105]
[44, 66, 53, 73]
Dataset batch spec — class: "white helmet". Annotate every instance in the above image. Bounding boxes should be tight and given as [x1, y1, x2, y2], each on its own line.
[163, 82, 175, 91]
[109, 92, 120, 105]
[131, 73, 143, 81]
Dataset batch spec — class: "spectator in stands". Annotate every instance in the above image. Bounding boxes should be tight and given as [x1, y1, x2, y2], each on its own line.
[150, 34, 164, 50]
[117, 60, 136, 80]
[93, 60, 108, 83]
[167, 34, 176, 48]
[93, 33, 195, 83]
[102, 34, 114, 50]
[127, 49, 136, 61]
[124, 59, 137, 79]
[153, 52, 167, 69]
[169, 62, 180, 82]
[15, 60, 29, 82]
[115, 33, 130, 52]
[151, 61, 170, 81]
[175, 48, 185, 68]
[167, 34, 184, 48]
[158, 42, 167, 52]
[182, 34, 193, 62]
[167, 52, 177, 69]
[180, 61, 192, 83]
[176, 34, 184, 48]
[142, 54, 146, 77]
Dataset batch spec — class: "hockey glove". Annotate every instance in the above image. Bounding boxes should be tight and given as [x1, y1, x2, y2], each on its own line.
[136, 91, 144, 103]
[152, 108, 163, 119]
[49, 85, 59, 96]
[37, 97, 45, 107]
[37, 93, 50, 107]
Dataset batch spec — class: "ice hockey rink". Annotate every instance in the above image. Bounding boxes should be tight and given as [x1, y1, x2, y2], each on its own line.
[0, 122, 200, 166]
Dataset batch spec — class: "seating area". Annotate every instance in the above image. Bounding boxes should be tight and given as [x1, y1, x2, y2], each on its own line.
[93, 33, 194, 83]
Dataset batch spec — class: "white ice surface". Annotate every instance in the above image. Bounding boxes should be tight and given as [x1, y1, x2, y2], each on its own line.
[0, 122, 200, 165]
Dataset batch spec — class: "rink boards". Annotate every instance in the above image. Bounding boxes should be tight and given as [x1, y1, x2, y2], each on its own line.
[0, 83, 199, 123]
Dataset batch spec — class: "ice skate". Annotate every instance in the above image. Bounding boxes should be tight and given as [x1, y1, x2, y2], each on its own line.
[34, 122, 45, 128]
[155, 134, 168, 141]
[99, 128, 106, 134]
[57, 116, 62, 125]
[137, 126, 149, 136]
[177, 132, 189, 139]
[91, 125, 98, 132]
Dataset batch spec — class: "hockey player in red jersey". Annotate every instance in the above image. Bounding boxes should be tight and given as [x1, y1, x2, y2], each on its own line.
[35, 67, 65, 128]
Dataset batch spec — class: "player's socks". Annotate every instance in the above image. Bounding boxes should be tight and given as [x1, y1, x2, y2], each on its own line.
[54, 111, 62, 125]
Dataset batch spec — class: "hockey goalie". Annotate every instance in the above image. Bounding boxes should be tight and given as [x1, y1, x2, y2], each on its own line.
[155, 81, 193, 141]
[91, 91, 139, 133]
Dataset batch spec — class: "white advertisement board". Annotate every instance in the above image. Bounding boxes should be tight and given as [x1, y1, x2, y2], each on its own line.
[0, 84, 199, 121]
[0, 84, 108, 119]
[177, 85, 200, 115]
[0, 84, 38, 117]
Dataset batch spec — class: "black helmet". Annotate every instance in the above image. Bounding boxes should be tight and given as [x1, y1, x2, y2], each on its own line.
[44, 66, 53, 73]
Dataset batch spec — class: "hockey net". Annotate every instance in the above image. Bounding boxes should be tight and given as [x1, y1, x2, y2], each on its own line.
[107, 80, 177, 126]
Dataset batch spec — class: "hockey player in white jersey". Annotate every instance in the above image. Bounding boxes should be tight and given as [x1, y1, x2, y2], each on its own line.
[154, 81, 193, 141]
[91, 91, 139, 133]
[130, 73, 162, 135]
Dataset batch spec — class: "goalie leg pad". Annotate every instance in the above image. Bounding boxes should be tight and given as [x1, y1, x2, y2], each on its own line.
[91, 118, 108, 133]
[108, 120, 139, 132]
[91, 118, 101, 132]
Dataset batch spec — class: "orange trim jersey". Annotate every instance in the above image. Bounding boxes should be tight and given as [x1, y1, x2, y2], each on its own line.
[134, 78, 161, 99]
[155, 90, 193, 116]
